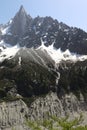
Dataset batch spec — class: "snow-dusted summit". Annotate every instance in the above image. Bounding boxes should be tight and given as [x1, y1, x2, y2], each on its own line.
[0, 6, 87, 54]
[0, 6, 87, 66]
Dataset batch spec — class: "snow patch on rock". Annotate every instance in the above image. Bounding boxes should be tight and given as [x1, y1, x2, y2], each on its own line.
[0, 41, 20, 62]
[37, 40, 87, 64]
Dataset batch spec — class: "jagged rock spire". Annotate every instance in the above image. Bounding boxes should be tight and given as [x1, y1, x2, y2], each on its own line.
[10, 5, 32, 37]
[18, 5, 27, 16]
[19, 5, 25, 12]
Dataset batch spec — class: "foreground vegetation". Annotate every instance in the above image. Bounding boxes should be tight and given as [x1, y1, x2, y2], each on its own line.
[26, 114, 87, 130]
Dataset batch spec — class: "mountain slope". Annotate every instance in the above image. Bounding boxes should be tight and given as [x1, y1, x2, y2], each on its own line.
[0, 6, 87, 129]
[0, 6, 87, 99]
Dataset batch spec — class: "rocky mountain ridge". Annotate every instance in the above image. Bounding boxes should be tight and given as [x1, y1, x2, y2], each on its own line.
[1, 5, 87, 54]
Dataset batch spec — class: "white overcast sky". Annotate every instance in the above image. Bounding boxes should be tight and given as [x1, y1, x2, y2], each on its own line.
[0, 0, 87, 32]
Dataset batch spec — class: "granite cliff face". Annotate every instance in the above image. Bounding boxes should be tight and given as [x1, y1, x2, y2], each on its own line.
[10, 6, 32, 37]
[0, 99, 28, 130]
[0, 92, 87, 130]
[28, 92, 87, 124]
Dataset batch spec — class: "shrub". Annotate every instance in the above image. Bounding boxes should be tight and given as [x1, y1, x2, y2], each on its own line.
[26, 114, 87, 130]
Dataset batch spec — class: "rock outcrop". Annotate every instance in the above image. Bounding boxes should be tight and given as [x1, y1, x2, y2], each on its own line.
[10, 5, 32, 37]
[28, 92, 87, 124]
[0, 92, 87, 130]
[0, 99, 28, 130]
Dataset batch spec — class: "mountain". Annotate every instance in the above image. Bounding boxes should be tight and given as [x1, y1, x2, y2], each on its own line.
[0, 5, 87, 99]
[0, 5, 87, 129]
[1, 6, 87, 54]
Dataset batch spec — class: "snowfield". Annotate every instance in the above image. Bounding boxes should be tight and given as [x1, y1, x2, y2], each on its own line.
[0, 40, 20, 62]
[37, 40, 87, 63]
[0, 39, 87, 64]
